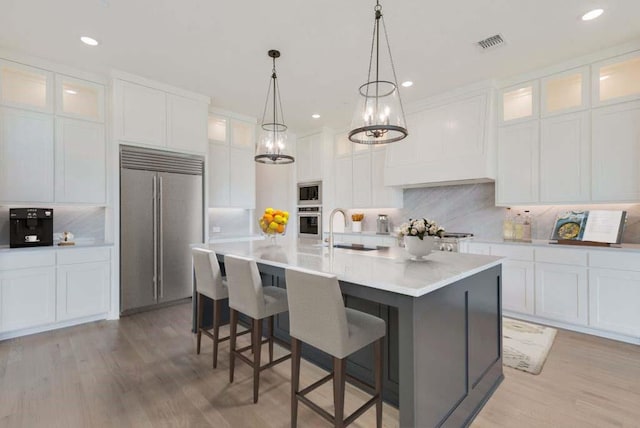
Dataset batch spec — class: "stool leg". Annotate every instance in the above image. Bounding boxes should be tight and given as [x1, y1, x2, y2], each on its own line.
[252, 318, 263, 403]
[374, 338, 383, 428]
[268, 315, 274, 363]
[196, 293, 203, 354]
[291, 338, 301, 428]
[229, 309, 238, 383]
[333, 357, 346, 428]
[212, 299, 222, 368]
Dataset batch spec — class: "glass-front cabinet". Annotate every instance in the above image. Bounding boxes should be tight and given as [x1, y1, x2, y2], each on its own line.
[207, 115, 227, 143]
[593, 52, 640, 106]
[499, 81, 538, 123]
[0, 60, 53, 113]
[541, 67, 589, 116]
[56, 75, 104, 122]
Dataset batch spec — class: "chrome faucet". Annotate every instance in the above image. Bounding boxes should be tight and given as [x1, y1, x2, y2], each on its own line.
[328, 208, 347, 250]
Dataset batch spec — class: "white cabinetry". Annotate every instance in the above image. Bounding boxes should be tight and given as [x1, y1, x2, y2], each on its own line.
[589, 269, 640, 337]
[591, 100, 640, 202]
[535, 263, 588, 325]
[297, 133, 323, 183]
[55, 118, 106, 204]
[0, 60, 53, 113]
[385, 91, 494, 187]
[208, 113, 256, 208]
[541, 67, 589, 117]
[539, 111, 590, 203]
[56, 75, 104, 122]
[334, 155, 353, 208]
[352, 151, 372, 208]
[0, 107, 54, 202]
[114, 78, 209, 153]
[56, 248, 111, 321]
[0, 266, 56, 332]
[593, 52, 640, 107]
[502, 260, 535, 314]
[496, 121, 539, 205]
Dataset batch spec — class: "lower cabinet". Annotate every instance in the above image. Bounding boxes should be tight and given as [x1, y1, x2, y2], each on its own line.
[534, 263, 588, 325]
[0, 266, 56, 332]
[589, 268, 640, 337]
[502, 260, 535, 315]
[57, 261, 110, 321]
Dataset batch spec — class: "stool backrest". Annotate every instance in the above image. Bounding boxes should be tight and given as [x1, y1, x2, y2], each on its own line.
[224, 254, 264, 318]
[285, 267, 348, 356]
[192, 247, 225, 300]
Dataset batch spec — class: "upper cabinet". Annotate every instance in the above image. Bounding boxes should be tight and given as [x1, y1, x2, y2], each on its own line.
[593, 52, 640, 107]
[499, 82, 538, 123]
[208, 112, 256, 209]
[496, 121, 539, 205]
[296, 132, 323, 183]
[0, 60, 53, 113]
[385, 89, 495, 187]
[541, 67, 589, 116]
[56, 75, 105, 122]
[113, 77, 209, 154]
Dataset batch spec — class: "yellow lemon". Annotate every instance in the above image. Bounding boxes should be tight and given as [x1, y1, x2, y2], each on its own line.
[283, 211, 289, 218]
[269, 221, 279, 230]
[274, 215, 284, 224]
[265, 208, 274, 215]
[282, 217, 288, 225]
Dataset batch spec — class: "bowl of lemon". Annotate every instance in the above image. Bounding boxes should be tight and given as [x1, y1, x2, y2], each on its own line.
[258, 208, 289, 242]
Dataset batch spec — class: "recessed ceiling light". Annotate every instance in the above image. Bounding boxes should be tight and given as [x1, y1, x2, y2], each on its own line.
[599, 75, 609, 81]
[401, 81, 414, 88]
[80, 36, 99, 46]
[311, 114, 321, 119]
[64, 89, 77, 95]
[582, 8, 604, 21]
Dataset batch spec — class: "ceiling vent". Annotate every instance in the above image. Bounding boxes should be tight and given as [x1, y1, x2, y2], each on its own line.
[477, 34, 505, 51]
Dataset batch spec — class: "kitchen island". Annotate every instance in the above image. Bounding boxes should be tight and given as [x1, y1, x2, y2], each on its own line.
[203, 240, 503, 428]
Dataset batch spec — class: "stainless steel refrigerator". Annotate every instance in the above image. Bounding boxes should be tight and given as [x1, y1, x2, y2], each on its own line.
[120, 146, 204, 314]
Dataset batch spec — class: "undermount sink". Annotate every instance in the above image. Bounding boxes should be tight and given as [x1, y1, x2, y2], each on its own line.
[333, 244, 382, 251]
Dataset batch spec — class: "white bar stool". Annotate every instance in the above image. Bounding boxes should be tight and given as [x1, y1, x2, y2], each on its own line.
[192, 247, 249, 368]
[224, 254, 292, 403]
[285, 267, 385, 428]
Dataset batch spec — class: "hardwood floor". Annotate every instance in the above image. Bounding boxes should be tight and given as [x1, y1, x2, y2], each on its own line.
[0, 302, 638, 428]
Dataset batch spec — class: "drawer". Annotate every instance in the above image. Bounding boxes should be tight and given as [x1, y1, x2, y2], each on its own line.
[490, 244, 534, 261]
[0, 250, 56, 270]
[536, 247, 587, 266]
[589, 250, 640, 271]
[465, 242, 491, 255]
[57, 247, 111, 265]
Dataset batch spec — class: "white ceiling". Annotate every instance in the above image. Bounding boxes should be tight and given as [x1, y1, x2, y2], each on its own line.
[1, 0, 640, 134]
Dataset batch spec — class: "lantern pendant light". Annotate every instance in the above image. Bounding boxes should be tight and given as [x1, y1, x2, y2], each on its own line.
[255, 49, 294, 164]
[349, 1, 408, 145]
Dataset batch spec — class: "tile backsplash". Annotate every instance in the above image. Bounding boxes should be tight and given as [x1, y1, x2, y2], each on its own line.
[0, 206, 106, 245]
[383, 183, 640, 244]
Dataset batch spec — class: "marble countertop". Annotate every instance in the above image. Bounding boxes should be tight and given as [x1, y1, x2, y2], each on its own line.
[205, 240, 502, 298]
[0, 241, 113, 253]
[208, 234, 265, 244]
[470, 238, 640, 253]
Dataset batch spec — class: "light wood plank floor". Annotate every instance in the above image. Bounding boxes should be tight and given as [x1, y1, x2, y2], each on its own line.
[0, 302, 638, 428]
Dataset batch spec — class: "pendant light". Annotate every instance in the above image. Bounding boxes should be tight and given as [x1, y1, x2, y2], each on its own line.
[255, 49, 294, 164]
[349, 1, 408, 145]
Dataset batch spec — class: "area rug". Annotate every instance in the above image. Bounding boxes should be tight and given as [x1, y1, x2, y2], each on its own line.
[503, 318, 557, 375]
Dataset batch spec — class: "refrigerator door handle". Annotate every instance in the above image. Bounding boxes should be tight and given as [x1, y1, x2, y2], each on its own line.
[152, 175, 158, 301]
[159, 176, 164, 299]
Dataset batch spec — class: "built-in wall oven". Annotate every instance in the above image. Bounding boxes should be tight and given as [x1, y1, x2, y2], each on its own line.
[297, 181, 322, 206]
[298, 206, 322, 239]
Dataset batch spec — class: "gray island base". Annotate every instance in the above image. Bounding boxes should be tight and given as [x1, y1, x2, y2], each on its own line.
[200, 241, 503, 428]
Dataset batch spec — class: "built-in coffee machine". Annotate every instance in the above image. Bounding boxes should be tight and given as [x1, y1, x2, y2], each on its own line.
[9, 208, 54, 248]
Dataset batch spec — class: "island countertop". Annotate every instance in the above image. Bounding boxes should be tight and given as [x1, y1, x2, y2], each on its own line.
[205, 240, 503, 297]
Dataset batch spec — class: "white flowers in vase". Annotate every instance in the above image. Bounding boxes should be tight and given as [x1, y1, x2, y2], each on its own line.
[399, 218, 445, 240]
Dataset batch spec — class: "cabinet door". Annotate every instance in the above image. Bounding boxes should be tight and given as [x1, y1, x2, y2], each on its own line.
[442, 94, 486, 158]
[296, 135, 312, 182]
[541, 67, 589, 117]
[592, 101, 640, 202]
[371, 148, 402, 208]
[499, 81, 538, 124]
[0, 267, 56, 332]
[352, 151, 372, 208]
[540, 111, 590, 203]
[497, 121, 539, 205]
[502, 260, 534, 314]
[593, 52, 640, 107]
[229, 147, 255, 208]
[308, 133, 323, 181]
[208, 143, 230, 207]
[56, 75, 104, 122]
[115, 80, 166, 146]
[57, 261, 110, 321]
[334, 156, 353, 208]
[230, 119, 255, 149]
[55, 118, 106, 204]
[535, 263, 588, 325]
[0, 60, 53, 113]
[589, 268, 640, 337]
[0, 107, 54, 202]
[167, 94, 207, 153]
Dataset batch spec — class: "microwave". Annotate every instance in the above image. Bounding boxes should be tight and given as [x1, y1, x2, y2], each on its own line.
[297, 181, 322, 206]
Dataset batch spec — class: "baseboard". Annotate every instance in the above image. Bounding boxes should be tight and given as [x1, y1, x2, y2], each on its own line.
[0, 314, 109, 341]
